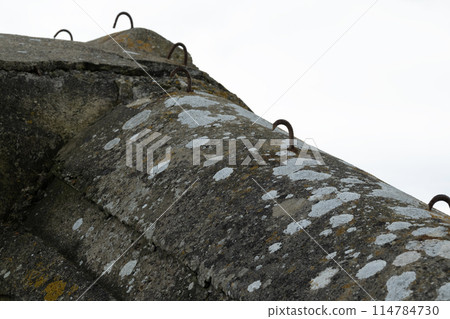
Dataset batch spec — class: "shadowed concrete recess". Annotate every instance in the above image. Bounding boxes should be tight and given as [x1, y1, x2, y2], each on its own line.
[0, 28, 449, 301]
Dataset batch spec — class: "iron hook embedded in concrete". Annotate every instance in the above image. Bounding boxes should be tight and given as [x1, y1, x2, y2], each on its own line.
[170, 67, 192, 92]
[53, 29, 73, 41]
[428, 194, 450, 210]
[167, 42, 188, 66]
[113, 12, 134, 29]
[273, 119, 295, 151]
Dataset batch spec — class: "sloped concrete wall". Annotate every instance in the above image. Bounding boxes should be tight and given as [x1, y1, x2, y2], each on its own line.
[0, 29, 449, 301]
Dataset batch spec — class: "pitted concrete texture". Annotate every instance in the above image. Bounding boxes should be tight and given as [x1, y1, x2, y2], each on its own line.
[87, 28, 196, 66]
[0, 29, 449, 301]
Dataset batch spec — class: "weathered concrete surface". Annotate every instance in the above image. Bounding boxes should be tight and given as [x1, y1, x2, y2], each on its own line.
[22, 178, 225, 300]
[0, 221, 112, 300]
[0, 30, 245, 219]
[87, 28, 195, 67]
[1, 29, 449, 301]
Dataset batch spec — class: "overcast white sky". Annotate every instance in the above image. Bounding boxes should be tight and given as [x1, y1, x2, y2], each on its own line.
[1, 0, 449, 214]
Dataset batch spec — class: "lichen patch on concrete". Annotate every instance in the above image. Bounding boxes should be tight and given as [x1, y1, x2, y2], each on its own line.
[330, 214, 353, 228]
[103, 137, 121, 150]
[412, 226, 447, 238]
[309, 199, 342, 218]
[393, 251, 421, 267]
[392, 206, 431, 219]
[374, 233, 397, 246]
[262, 190, 278, 201]
[356, 260, 386, 279]
[268, 242, 282, 254]
[387, 221, 412, 231]
[119, 260, 138, 278]
[122, 110, 151, 130]
[213, 167, 234, 181]
[72, 218, 83, 231]
[310, 267, 339, 290]
[247, 280, 261, 292]
[283, 220, 311, 235]
[406, 240, 450, 259]
[436, 283, 450, 301]
[385, 271, 416, 301]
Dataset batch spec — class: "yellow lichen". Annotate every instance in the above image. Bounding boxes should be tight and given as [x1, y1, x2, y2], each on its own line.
[67, 284, 78, 296]
[25, 268, 48, 289]
[44, 280, 67, 301]
[34, 275, 47, 288]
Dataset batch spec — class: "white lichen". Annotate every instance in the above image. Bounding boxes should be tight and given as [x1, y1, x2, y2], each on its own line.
[436, 283, 450, 301]
[308, 187, 337, 201]
[309, 199, 342, 218]
[119, 260, 137, 278]
[340, 177, 364, 185]
[326, 252, 337, 260]
[320, 229, 332, 237]
[385, 271, 416, 301]
[330, 214, 354, 228]
[272, 158, 327, 182]
[289, 170, 331, 182]
[213, 167, 234, 181]
[336, 192, 360, 202]
[165, 95, 218, 108]
[374, 233, 397, 246]
[72, 218, 83, 231]
[392, 206, 431, 219]
[392, 251, 421, 267]
[262, 190, 279, 201]
[103, 261, 115, 274]
[178, 109, 235, 128]
[356, 260, 386, 279]
[387, 221, 412, 231]
[283, 220, 311, 235]
[412, 226, 447, 238]
[103, 138, 120, 150]
[268, 242, 282, 254]
[122, 110, 151, 130]
[370, 182, 420, 206]
[247, 280, 261, 292]
[226, 102, 275, 131]
[406, 239, 450, 259]
[308, 191, 359, 219]
[310, 267, 339, 290]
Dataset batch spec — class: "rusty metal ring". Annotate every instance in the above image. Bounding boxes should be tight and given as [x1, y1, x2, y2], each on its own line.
[53, 29, 73, 41]
[428, 194, 450, 210]
[170, 67, 192, 92]
[167, 42, 188, 66]
[272, 119, 295, 151]
[113, 12, 134, 29]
